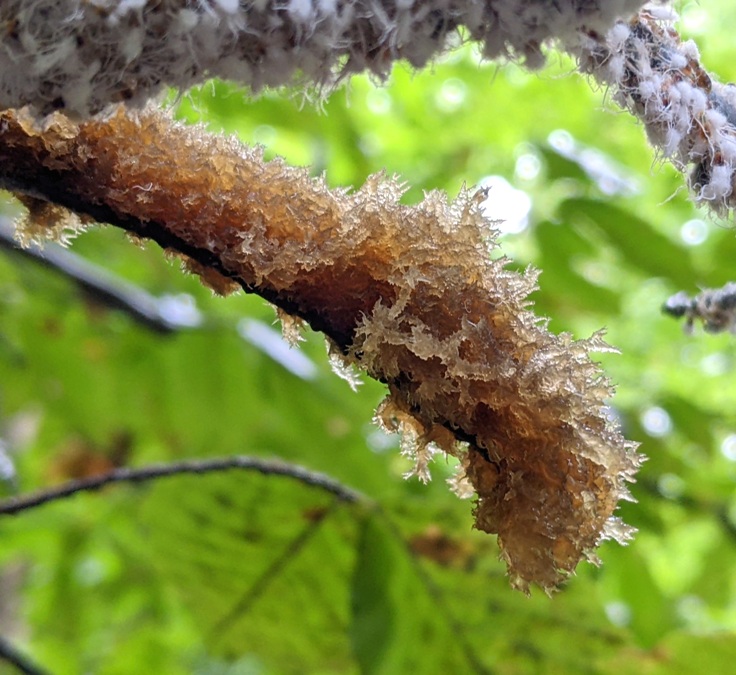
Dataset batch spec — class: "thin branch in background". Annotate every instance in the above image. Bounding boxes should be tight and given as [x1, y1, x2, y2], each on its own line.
[0, 457, 363, 517]
[0, 635, 50, 675]
[0, 216, 193, 334]
[662, 283, 736, 333]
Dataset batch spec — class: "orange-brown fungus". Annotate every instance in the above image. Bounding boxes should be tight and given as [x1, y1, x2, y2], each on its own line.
[0, 107, 641, 591]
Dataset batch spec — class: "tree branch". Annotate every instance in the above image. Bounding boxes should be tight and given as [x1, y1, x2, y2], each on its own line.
[0, 104, 641, 591]
[0, 1, 645, 117]
[3, 3, 732, 215]
[579, 8, 736, 215]
[0, 635, 50, 675]
[0, 456, 363, 516]
[0, 216, 188, 333]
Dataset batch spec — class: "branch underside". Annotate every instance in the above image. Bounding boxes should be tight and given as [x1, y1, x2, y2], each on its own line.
[0, 106, 640, 592]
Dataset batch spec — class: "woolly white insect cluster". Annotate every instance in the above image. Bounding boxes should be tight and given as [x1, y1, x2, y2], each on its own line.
[1, 0, 645, 117]
[579, 7, 736, 215]
[664, 282, 736, 334]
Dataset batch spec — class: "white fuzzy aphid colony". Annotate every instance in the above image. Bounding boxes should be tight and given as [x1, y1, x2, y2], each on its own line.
[663, 282, 736, 333]
[9, 0, 732, 216]
[0, 0, 645, 116]
[579, 7, 736, 215]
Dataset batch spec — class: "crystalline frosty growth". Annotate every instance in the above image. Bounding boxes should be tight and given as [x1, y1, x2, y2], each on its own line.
[0, 107, 642, 591]
[15, 0, 724, 216]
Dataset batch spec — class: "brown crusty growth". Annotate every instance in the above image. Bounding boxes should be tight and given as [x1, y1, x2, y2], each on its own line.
[0, 107, 641, 591]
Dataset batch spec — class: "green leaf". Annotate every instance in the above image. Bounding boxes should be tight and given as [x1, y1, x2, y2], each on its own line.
[535, 219, 621, 316]
[599, 545, 677, 648]
[557, 198, 697, 287]
[604, 633, 736, 674]
[538, 146, 591, 184]
[138, 471, 363, 672]
[350, 513, 475, 674]
[350, 514, 397, 674]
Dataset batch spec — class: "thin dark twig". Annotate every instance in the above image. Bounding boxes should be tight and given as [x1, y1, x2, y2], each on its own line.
[0, 635, 50, 675]
[0, 216, 181, 334]
[209, 500, 339, 643]
[0, 457, 363, 516]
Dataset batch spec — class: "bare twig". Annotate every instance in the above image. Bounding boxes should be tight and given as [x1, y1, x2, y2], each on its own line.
[0, 216, 185, 334]
[0, 635, 50, 675]
[0, 457, 363, 516]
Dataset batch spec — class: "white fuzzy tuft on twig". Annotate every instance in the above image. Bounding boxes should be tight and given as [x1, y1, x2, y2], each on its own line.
[578, 4, 736, 216]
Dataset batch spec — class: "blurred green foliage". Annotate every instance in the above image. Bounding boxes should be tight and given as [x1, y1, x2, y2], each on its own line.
[3, 1, 736, 672]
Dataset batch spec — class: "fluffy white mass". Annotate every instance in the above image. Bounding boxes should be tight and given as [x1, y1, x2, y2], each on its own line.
[579, 5, 736, 214]
[0, 0, 646, 116]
